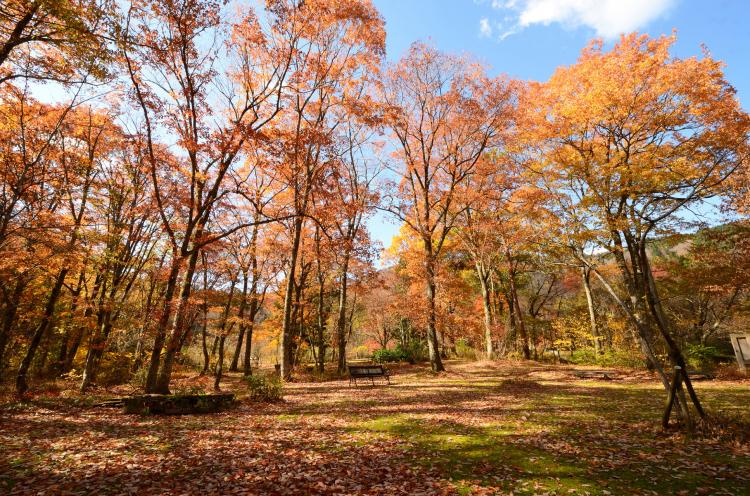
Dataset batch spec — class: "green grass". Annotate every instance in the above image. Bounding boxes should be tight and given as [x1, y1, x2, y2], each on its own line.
[337, 364, 750, 495]
[2, 360, 748, 495]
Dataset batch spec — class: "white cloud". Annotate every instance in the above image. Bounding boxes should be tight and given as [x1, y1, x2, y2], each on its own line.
[479, 17, 493, 37]
[487, 0, 675, 40]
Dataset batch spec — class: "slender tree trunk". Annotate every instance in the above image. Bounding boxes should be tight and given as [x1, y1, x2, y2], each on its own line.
[213, 277, 237, 391]
[64, 275, 102, 374]
[639, 244, 705, 418]
[56, 270, 85, 373]
[80, 310, 114, 391]
[280, 216, 303, 380]
[0, 277, 24, 368]
[132, 273, 157, 374]
[477, 262, 493, 358]
[581, 266, 601, 355]
[154, 244, 202, 394]
[16, 269, 68, 394]
[317, 271, 327, 374]
[145, 256, 182, 393]
[336, 254, 350, 374]
[214, 335, 226, 390]
[230, 270, 249, 372]
[423, 240, 445, 372]
[242, 225, 261, 377]
[242, 296, 258, 376]
[505, 252, 530, 360]
[291, 273, 305, 369]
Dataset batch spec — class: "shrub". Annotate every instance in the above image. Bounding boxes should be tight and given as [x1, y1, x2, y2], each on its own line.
[372, 348, 404, 363]
[243, 374, 283, 402]
[455, 338, 477, 360]
[398, 341, 426, 363]
[97, 352, 134, 385]
[569, 348, 645, 368]
[685, 343, 724, 370]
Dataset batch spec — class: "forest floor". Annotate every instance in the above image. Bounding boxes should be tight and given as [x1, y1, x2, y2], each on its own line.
[1, 360, 749, 495]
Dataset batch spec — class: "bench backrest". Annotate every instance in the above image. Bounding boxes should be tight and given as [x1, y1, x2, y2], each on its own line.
[348, 364, 385, 376]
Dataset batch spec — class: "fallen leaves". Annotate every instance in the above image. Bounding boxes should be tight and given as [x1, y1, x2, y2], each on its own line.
[1, 361, 749, 495]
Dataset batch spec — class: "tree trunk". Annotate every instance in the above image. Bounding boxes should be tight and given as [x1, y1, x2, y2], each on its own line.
[0, 277, 24, 369]
[229, 270, 250, 372]
[144, 257, 181, 393]
[505, 252, 530, 360]
[214, 335, 226, 390]
[212, 277, 237, 391]
[280, 216, 303, 380]
[242, 295, 259, 376]
[55, 270, 85, 373]
[16, 269, 68, 394]
[336, 255, 350, 374]
[317, 270, 327, 374]
[80, 309, 114, 391]
[424, 241, 445, 372]
[581, 266, 601, 355]
[476, 262, 493, 358]
[154, 244, 202, 394]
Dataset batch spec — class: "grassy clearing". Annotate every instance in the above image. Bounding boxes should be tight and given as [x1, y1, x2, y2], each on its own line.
[1, 360, 749, 495]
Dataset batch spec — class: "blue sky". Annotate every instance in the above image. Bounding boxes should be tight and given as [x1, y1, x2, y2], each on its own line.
[366, 0, 750, 256]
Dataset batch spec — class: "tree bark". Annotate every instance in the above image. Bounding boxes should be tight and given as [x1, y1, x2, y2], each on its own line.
[229, 270, 250, 372]
[0, 277, 25, 369]
[424, 240, 445, 372]
[280, 216, 303, 380]
[145, 256, 182, 393]
[336, 254, 350, 374]
[476, 262, 494, 358]
[581, 266, 601, 355]
[16, 269, 67, 394]
[154, 243, 202, 393]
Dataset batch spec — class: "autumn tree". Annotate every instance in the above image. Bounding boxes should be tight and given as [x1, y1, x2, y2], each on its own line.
[267, 0, 385, 379]
[382, 43, 516, 371]
[121, 0, 294, 393]
[529, 33, 750, 414]
[0, 0, 114, 87]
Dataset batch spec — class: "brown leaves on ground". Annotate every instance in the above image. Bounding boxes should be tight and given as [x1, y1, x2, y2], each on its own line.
[1, 360, 749, 495]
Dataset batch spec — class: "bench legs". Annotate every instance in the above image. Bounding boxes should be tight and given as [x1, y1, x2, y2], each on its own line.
[349, 375, 390, 387]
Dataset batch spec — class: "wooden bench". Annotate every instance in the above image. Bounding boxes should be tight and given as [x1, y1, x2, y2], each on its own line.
[572, 370, 618, 380]
[687, 370, 715, 381]
[348, 364, 390, 386]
